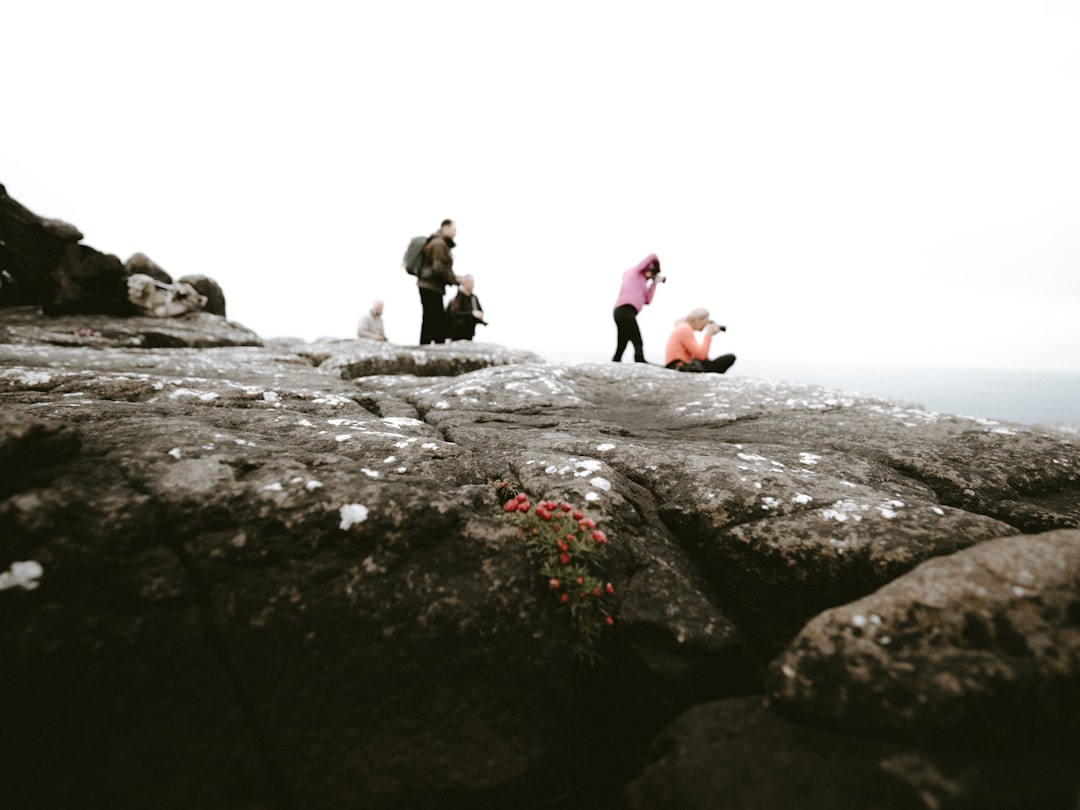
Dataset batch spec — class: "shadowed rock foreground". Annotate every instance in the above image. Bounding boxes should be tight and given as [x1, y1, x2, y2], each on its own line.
[2, 189, 1079, 808]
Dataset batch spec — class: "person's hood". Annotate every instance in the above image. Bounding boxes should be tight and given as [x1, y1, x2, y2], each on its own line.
[631, 253, 659, 276]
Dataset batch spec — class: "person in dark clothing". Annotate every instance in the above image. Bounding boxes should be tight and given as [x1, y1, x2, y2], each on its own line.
[417, 219, 462, 344]
[612, 253, 664, 362]
[446, 274, 486, 341]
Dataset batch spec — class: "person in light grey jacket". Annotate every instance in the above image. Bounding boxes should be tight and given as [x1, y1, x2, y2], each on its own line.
[356, 299, 387, 341]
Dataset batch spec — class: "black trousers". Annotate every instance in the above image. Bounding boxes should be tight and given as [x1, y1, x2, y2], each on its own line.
[666, 354, 737, 374]
[418, 287, 446, 345]
[612, 304, 646, 362]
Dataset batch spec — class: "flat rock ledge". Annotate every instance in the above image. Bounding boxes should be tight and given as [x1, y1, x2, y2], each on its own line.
[2, 313, 1079, 810]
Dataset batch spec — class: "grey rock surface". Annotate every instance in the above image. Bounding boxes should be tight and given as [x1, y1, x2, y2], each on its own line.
[2, 306, 1079, 809]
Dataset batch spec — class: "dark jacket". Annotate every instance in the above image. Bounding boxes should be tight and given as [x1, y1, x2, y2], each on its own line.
[446, 290, 483, 340]
[418, 234, 456, 293]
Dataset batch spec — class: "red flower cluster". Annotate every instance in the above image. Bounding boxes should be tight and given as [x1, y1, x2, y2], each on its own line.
[505, 492, 616, 665]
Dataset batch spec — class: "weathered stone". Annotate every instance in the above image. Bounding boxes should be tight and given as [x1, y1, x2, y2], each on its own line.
[625, 697, 1080, 810]
[179, 273, 227, 316]
[766, 529, 1080, 744]
[0, 305, 261, 348]
[2, 311, 1079, 806]
[0, 410, 81, 497]
[1, 185, 230, 318]
[124, 251, 172, 283]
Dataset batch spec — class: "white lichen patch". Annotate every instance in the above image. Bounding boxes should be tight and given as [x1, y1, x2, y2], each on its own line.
[383, 456, 397, 464]
[312, 394, 354, 407]
[737, 452, 768, 463]
[339, 503, 369, 529]
[761, 496, 783, 511]
[382, 416, 425, 428]
[585, 492, 600, 502]
[262, 391, 280, 403]
[360, 468, 380, 479]
[298, 419, 315, 427]
[792, 492, 813, 505]
[596, 443, 616, 452]
[335, 434, 353, 442]
[0, 560, 43, 591]
[421, 442, 439, 450]
[876, 500, 905, 519]
[262, 482, 283, 492]
[305, 480, 323, 491]
[821, 499, 865, 523]
[590, 476, 612, 491]
[799, 453, 821, 465]
[4, 370, 53, 385]
[433, 400, 450, 409]
[168, 447, 182, 460]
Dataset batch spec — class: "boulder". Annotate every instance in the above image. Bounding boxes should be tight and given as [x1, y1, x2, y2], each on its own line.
[179, 273, 227, 316]
[2, 317, 1079, 806]
[4, 184, 1078, 807]
[766, 528, 1080, 744]
[1, 185, 229, 318]
[625, 697, 1080, 810]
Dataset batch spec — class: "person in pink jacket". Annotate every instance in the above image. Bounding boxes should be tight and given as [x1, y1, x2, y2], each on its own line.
[612, 253, 664, 362]
[664, 307, 736, 373]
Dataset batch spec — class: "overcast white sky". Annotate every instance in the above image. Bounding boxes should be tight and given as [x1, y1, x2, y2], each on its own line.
[5, 1, 1079, 374]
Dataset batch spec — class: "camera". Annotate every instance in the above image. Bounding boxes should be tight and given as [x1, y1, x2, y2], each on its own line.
[709, 321, 726, 332]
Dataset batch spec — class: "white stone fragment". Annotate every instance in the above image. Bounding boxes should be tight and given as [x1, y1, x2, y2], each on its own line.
[0, 560, 44, 591]
[339, 503, 369, 529]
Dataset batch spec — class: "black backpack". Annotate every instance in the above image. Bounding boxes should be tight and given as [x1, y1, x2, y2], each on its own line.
[402, 235, 429, 276]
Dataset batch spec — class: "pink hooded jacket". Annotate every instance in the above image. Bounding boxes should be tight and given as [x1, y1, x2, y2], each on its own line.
[613, 253, 661, 313]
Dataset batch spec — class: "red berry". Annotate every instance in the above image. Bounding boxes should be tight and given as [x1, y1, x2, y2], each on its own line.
[591, 586, 602, 597]
[517, 502, 531, 512]
[559, 553, 571, 565]
[579, 518, 596, 530]
[605, 616, 615, 626]
[592, 530, 608, 544]
[548, 578, 560, 590]
[573, 510, 583, 520]
[604, 582, 615, 594]
[560, 502, 572, 512]
[560, 593, 570, 604]
[578, 592, 586, 600]
[536, 507, 551, 520]
[503, 500, 518, 512]
[576, 576, 584, 585]
[515, 492, 529, 502]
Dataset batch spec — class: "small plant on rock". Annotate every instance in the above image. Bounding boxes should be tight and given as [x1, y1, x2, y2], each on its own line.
[503, 492, 615, 665]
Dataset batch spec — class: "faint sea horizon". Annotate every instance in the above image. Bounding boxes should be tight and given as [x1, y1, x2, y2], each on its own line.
[539, 349, 1080, 430]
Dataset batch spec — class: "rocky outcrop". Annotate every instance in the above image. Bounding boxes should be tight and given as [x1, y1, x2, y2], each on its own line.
[3, 308, 1079, 809]
[2, 188, 1078, 810]
[1, 184, 225, 317]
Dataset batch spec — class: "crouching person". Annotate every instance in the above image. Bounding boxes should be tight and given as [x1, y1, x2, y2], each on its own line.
[665, 307, 736, 373]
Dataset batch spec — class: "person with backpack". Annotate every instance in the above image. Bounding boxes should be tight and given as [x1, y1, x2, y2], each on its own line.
[664, 307, 736, 373]
[445, 274, 486, 341]
[416, 219, 462, 344]
[612, 253, 664, 362]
